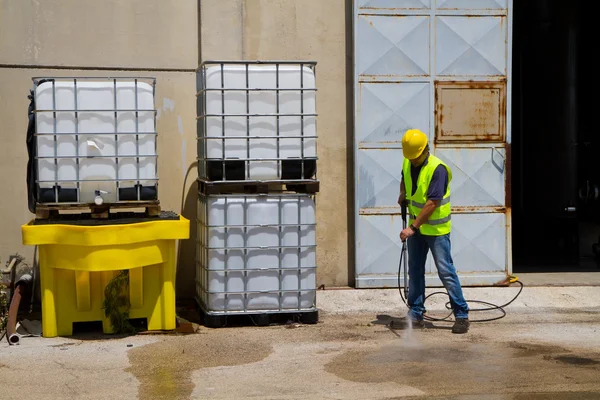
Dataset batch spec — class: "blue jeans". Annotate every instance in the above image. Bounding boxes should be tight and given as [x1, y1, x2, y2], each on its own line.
[407, 232, 469, 320]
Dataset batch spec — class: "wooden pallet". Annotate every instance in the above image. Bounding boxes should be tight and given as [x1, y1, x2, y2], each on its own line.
[198, 179, 320, 195]
[198, 307, 319, 328]
[35, 201, 161, 220]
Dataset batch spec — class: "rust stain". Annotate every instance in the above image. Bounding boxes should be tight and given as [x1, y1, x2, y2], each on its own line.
[360, 206, 401, 212]
[358, 84, 362, 112]
[360, 8, 427, 11]
[438, 9, 507, 13]
[357, 145, 403, 150]
[443, 136, 502, 142]
[493, 276, 511, 287]
[360, 74, 429, 80]
[452, 206, 506, 213]
[435, 142, 502, 149]
[436, 80, 506, 88]
[434, 81, 506, 143]
[505, 143, 511, 208]
[499, 85, 507, 134]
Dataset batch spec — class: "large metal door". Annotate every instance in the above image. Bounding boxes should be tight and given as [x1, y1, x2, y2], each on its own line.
[354, 0, 512, 287]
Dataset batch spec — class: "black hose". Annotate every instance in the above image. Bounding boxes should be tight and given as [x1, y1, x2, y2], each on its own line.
[397, 240, 524, 323]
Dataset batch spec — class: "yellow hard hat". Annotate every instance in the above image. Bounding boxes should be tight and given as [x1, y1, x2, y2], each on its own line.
[402, 129, 428, 159]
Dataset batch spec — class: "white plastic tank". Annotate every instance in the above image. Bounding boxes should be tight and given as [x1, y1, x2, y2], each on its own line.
[197, 62, 317, 181]
[196, 193, 317, 312]
[34, 78, 158, 204]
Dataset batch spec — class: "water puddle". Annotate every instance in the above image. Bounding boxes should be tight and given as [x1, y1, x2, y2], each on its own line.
[325, 339, 600, 397]
[127, 333, 271, 399]
[552, 355, 600, 366]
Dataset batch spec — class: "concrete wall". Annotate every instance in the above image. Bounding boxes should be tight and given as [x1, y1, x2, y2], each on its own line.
[0, 0, 353, 299]
[0, 0, 199, 298]
[0, 0, 197, 69]
[200, 0, 354, 287]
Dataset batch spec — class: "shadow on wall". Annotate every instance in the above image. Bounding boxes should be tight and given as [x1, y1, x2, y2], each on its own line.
[345, 0, 355, 286]
[176, 161, 198, 301]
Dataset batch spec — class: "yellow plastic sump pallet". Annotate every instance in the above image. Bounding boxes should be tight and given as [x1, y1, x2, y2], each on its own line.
[21, 216, 190, 337]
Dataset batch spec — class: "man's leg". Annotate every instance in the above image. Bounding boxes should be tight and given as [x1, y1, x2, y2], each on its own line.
[427, 234, 470, 324]
[407, 232, 429, 321]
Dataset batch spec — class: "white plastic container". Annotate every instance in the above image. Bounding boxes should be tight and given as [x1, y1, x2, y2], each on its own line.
[196, 193, 317, 313]
[34, 78, 158, 204]
[197, 62, 317, 181]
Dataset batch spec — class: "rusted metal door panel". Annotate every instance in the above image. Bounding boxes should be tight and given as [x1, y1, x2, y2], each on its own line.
[435, 81, 506, 142]
[357, 215, 403, 276]
[354, 5, 435, 287]
[354, 1, 512, 288]
[358, 82, 430, 144]
[436, 148, 505, 207]
[450, 213, 507, 273]
[358, 150, 403, 209]
[357, 15, 430, 78]
[436, 16, 507, 76]
[358, 214, 436, 287]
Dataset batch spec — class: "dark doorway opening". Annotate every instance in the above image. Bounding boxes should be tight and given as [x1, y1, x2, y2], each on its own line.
[512, 0, 599, 272]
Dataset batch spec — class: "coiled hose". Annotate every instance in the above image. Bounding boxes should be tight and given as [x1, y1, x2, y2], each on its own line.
[397, 239, 524, 323]
[397, 200, 523, 323]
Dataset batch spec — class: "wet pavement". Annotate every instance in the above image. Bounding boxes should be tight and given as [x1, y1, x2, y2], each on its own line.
[2, 305, 600, 400]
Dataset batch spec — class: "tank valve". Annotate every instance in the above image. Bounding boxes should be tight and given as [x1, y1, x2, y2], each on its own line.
[94, 190, 108, 206]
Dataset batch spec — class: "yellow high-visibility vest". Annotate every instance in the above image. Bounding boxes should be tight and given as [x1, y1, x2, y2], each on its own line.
[402, 155, 452, 236]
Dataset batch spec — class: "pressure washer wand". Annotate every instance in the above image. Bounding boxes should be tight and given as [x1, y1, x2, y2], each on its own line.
[400, 200, 409, 300]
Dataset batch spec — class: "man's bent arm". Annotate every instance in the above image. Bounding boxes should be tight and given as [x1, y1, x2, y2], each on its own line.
[412, 199, 441, 229]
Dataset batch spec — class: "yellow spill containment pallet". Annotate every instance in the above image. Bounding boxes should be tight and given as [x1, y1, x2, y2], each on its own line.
[21, 214, 190, 337]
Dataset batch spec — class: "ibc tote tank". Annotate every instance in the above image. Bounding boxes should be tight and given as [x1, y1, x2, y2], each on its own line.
[196, 193, 317, 315]
[196, 61, 318, 182]
[27, 77, 159, 211]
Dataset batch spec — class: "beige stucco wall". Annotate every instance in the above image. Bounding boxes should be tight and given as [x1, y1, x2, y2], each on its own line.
[200, 0, 353, 287]
[0, 69, 199, 295]
[0, 0, 197, 69]
[0, 0, 200, 298]
[0, 0, 353, 299]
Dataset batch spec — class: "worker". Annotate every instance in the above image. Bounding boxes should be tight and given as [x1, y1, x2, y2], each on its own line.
[397, 129, 470, 334]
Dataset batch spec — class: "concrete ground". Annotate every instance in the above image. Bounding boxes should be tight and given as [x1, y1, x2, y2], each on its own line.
[2, 284, 600, 400]
[514, 272, 600, 286]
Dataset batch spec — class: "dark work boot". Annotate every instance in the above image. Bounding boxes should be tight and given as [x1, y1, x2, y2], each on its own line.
[451, 318, 470, 334]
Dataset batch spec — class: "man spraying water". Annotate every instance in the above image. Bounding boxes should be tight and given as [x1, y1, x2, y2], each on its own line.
[398, 129, 470, 334]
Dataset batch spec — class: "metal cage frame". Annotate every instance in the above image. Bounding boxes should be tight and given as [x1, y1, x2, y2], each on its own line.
[32, 76, 159, 204]
[196, 60, 319, 185]
[195, 192, 318, 315]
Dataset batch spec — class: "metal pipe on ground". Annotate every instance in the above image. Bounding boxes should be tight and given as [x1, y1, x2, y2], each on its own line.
[7, 284, 22, 345]
[6, 274, 33, 345]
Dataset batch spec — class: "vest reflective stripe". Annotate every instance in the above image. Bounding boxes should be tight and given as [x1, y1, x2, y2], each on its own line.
[410, 197, 451, 208]
[403, 154, 452, 236]
[412, 214, 451, 225]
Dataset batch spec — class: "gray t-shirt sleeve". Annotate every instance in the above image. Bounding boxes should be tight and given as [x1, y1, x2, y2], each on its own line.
[427, 165, 448, 201]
